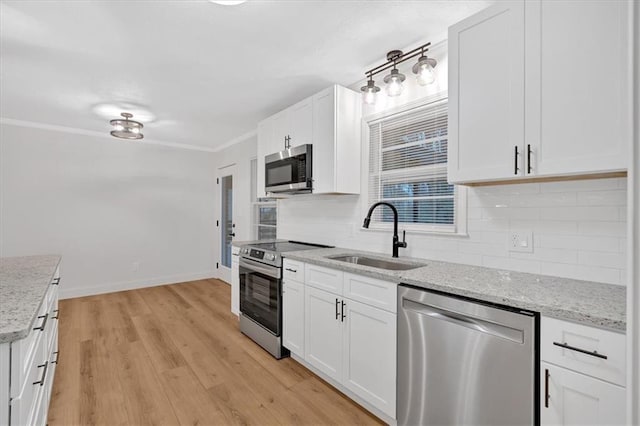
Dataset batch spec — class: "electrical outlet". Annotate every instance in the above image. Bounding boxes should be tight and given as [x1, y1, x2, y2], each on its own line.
[508, 231, 534, 253]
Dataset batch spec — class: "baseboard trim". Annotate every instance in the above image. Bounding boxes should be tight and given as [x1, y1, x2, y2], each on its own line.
[59, 271, 217, 299]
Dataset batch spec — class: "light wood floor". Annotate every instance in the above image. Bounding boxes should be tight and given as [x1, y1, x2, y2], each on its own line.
[48, 279, 383, 426]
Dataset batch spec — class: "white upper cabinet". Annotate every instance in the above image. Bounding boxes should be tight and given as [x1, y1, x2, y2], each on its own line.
[525, 0, 630, 177]
[448, 0, 631, 184]
[256, 84, 361, 196]
[448, 1, 525, 183]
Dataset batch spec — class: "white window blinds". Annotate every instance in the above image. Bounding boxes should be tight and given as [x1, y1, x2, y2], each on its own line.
[367, 99, 457, 232]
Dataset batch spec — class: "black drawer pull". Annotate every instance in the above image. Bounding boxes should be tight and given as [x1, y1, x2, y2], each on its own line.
[52, 351, 60, 365]
[285, 268, 297, 273]
[514, 145, 519, 175]
[527, 144, 533, 174]
[335, 298, 340, 320]
[52, 278, 60, 285]
[33, 313, 48, 331]
[341, 300, 346, 322]
[33, 361, 48, 386]
[52, 309, 59, 320]
[553, 341, 608, 359]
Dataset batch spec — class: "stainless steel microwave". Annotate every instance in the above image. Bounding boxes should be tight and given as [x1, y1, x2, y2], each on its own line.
[265, 144, 312, 194]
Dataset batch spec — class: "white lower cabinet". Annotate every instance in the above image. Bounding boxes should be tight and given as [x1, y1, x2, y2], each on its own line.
[304, 286, 343, 382]
[342, 298, 396, 417]
[282, 259, 397, 420]
[540, 316, 626, 426]
[282, 279, 305, 357]
[541, 362, 625, 426]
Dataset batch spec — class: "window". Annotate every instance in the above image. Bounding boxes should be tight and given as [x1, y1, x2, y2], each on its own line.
[366, 98, 464, 233]
[251, 158, 277, 240]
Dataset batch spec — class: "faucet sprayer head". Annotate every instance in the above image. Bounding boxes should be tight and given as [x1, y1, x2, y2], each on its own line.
[363, 217, 371, 228]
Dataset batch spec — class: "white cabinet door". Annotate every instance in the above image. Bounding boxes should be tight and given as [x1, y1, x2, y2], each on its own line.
[304, 286, 343, 382]
[448, 1, 525, 183]
[342, 298, 396, 418]
[271, 110, 289, 154]
[282, 280, 305, 357]
[541, 362, 625, 426]
[525, 0, 629, 177]
[312, 87, 336, 194]
[289, 98, 313, 148]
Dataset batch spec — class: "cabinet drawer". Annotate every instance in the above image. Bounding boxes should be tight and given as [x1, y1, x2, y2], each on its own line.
[283, 259, 305, 283]
[541, 316, 625, 386]
[305, 264, 343, 294]
[11, 304, 49, 397]
[10, 333, 47, 426]
[343, 273, 397, 313]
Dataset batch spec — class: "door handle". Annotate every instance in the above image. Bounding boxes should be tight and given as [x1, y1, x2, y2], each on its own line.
[514, 145, 520, 175]
[527, 144, 532, 174]
[335, 298, 340, 320]
[544, 368, 550, 408]
[228, 233, 236, 237]
[341, 300, 346, 322]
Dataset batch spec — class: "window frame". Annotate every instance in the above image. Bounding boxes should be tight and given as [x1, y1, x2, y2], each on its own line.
[361, 93, 467, 236]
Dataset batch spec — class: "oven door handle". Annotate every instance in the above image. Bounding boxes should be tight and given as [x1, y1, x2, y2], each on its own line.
[239, 258, 281, 279]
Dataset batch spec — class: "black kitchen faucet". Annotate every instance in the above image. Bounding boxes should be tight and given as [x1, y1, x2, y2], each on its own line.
[362, 202, 407, 258]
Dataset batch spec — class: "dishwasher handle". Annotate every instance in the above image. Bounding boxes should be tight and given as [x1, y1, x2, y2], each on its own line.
[402, 298, 524, 344]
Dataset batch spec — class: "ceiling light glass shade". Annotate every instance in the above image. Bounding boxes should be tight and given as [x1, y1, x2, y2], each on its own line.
[412, 56, 438, 86]
[208, 0, 247, 5]
[110, 112, 144, 140]
[360, 79, 381, 105]
[383, 68, 406, 97]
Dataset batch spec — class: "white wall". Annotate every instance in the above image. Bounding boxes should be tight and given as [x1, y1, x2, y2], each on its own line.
[276, 39, 628, 286]
[0, 122, 218, 298]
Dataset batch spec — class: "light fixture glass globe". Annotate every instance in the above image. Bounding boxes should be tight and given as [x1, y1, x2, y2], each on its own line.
[360, 79, 380, 105]
[412, 56, 437, 86]
[383, 69, 406, 97]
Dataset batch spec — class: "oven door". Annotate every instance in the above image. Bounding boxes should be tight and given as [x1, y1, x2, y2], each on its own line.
[239, 257, 281, 336]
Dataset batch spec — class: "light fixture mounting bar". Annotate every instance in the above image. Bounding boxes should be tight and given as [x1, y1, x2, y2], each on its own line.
[365, 42, 432, 78]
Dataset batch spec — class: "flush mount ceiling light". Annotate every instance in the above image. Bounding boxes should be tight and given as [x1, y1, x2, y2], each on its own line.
[361, 42, 437, 104]
[110, 112, 144, 140]
[208, 0, 247, 5]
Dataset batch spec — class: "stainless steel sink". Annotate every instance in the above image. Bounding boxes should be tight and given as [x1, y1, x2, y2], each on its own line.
[327, 255, 425, 271]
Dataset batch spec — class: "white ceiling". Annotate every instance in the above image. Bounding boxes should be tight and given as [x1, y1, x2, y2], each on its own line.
[0, 0, 491, 151]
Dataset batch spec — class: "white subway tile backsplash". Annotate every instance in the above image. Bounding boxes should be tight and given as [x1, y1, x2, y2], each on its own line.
[278, 177, 627, 286]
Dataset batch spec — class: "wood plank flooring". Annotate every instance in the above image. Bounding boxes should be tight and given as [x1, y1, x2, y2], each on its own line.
[48, 279, 383, 426]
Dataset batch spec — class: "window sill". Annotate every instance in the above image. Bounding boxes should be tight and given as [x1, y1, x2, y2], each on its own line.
[360, 225, 469, 238]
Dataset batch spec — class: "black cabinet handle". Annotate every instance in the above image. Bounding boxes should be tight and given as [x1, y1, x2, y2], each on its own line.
[33, 313, 48, 331]
[335, 298, 340, 320]
[341, 300, 346, 322]
[52, 278, 60, 286]
[544, 368, 550, 408]
[52, 351, 60, 365]
[552, 341, 608, 359]
[33, 361, 48, 386]
[514, 146, 519, 175]
[228, 233, 236, 237]
[527, 144, 532, 174]
[285, 268, 297, 273]
[52, 309, 59, 320]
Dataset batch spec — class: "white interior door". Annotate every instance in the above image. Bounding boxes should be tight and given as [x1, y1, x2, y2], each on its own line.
[217, 164, 237, 284]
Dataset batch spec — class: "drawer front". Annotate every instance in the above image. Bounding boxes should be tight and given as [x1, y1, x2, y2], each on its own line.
[541, 316, 625, 386]
[283, 259, 305, 283]
[305, 264, 343, 295]
[11, 304, 49, 397]
[343, 272, 397, 313]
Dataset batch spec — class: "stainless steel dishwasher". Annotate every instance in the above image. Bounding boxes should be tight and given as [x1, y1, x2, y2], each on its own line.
[398, 284, 538, 426]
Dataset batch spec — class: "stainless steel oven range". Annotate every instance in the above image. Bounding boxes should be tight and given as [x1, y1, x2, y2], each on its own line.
[238, 240, 331, 358]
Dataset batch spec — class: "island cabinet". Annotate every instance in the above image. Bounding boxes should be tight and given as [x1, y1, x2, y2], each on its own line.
[540, 316, 626, 426]
[282, 260, 397, 420]
[1, 266, 60, 426]
[448, 0, 631, 184]
[256, 84, 361, 197]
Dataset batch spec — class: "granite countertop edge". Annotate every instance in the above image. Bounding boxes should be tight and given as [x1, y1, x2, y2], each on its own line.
[283, 247, 626, 333]
[0, 255, 62, 344]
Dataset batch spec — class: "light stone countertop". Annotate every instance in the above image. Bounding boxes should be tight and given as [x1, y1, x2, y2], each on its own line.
[0, 255, 61, 344]
[283, 247, 626, 332]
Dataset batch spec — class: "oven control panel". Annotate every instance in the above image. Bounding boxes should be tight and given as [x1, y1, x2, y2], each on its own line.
[250, 249, 265, 259]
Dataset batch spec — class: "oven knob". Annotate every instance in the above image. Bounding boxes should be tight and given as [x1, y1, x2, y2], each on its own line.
[265, 253, 275, 261]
